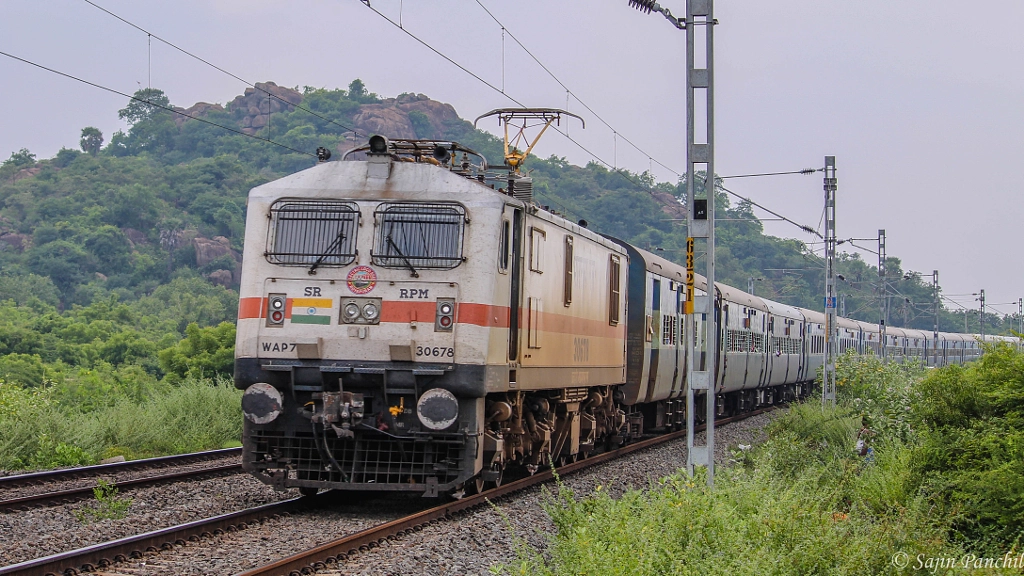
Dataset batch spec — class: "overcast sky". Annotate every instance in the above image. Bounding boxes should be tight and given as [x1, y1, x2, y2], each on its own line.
[1, 1, 1021, 316]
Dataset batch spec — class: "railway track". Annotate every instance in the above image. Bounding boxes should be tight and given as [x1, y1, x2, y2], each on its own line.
[0, 462, 242, 511]
[0, 447, 242, 490]
[0, 498, 309, 576]
[0, 448, 243, 511]
[0, 408, 771, 576]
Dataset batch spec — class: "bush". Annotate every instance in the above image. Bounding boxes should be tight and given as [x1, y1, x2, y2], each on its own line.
[910, 343, 1024, 551]
[158, 322, 235, 383]
[0, 376, 242, 470]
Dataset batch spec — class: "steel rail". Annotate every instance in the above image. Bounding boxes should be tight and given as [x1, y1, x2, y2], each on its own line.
[0, 447, 242, 490]
[0, 463, 242, 511]
[0, 497, 310, 576]
[237, 407, 775, 576]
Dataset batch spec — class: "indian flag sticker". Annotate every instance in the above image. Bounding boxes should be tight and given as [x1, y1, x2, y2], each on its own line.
[290, 298, 333, 325]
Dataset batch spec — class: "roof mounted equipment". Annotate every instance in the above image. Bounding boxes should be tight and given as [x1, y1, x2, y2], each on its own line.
[474, 108, 583, 173]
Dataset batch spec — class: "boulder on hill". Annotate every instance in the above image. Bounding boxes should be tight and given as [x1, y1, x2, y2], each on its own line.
[227, 82, 303, 135]
[193, 235, 239, 268]
[206, 268, 234, 288]
[172, 102, 224, 127]
[0, 233, 29, 253]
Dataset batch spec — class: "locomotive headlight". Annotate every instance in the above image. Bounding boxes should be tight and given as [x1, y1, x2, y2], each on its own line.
[362, 303, 379, 320]
[344, 303, 360, 320]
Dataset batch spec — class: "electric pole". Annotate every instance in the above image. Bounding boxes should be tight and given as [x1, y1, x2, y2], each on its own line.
[748, 276, 762, 296]
[980, 289, 985, 342]
[1018, 297, 1022, 337]
[932, 270, 939, 366]
[822, 156, 837, 408]
[878, 229, 887, 361]
[683, 0, 717, 486]
[629, 0, 716, 486]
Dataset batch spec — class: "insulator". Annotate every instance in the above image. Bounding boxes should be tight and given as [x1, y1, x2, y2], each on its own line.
[628, 0, 656, 14]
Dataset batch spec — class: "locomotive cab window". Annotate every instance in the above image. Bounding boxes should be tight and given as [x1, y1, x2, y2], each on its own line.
[498, 219, 510, 273]
[608, 254, 621, 325]
[529, 227, 546, 272]
[265, 200, 359, 267]
[563, 235, 573, 306]
[372, 202, 466, 270]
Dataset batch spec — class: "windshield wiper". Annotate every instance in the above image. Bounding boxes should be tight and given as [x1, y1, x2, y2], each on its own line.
[386, 235, 419, 278]
[308, 232, 346, 275]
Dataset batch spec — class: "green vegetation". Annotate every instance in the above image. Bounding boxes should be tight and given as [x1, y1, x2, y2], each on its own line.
[0, 376, 242, 469]
[501, 346, 1024, 575]
[74, 478, 133, 523]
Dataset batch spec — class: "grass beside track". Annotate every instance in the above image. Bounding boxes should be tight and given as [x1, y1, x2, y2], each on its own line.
[0, 376, 242, 470]
[501, 345, 1024, 575]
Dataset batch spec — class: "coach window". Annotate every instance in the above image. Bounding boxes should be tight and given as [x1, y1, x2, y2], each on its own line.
[608, 255, 621, 325]
[498, 219, 510, 273]
[529, 227, 546, 272]
[371, 202, 466, 270]
[563, 236, 573, 306]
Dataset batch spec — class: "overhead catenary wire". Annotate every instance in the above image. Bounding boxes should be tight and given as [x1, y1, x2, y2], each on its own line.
[0, 49, 315, 157]
[472, 0, 684, 179]
[358, 0, 830, 244]
[81, 0, 366, 139]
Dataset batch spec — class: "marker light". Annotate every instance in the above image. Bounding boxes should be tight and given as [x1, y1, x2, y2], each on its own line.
[266, 294, 287, 327]
[435, 298, 455, 332]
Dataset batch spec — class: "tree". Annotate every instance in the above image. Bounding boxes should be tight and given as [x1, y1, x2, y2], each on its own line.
[348, 79, 367, 100]
[158, 322, 236, 383]
[26, 240, 94, 306]
[118, 88, 171, 125]
[80, 127, 104, 155]
[0, 148, 37, 182]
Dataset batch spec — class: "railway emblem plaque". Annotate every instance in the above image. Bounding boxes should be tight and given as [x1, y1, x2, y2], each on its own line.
[347, 266, 377, 295]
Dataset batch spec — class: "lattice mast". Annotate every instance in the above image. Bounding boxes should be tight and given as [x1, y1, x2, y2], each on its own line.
[822, 157, 837, 408]
[879, 229, 887, 361]
[682, 0, 718, 486]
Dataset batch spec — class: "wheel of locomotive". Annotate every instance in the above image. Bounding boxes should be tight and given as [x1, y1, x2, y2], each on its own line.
[299, 487, 319, 497]
[469, 474, 485, 495]
[557, 453, 578, 467]
[487, 465, 504, 489]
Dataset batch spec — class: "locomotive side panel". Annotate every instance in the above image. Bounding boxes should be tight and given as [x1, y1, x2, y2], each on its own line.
[516, 210, 628, 391]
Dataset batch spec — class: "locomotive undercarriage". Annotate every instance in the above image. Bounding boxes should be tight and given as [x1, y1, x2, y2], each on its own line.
[240, 359, 813, 497]
[481, 386, 630, 483]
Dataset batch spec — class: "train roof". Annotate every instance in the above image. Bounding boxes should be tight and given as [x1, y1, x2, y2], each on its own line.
[763, 299, 804, 320]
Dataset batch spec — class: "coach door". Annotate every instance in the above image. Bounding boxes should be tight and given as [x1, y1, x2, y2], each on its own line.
[508, 208, 524, 362]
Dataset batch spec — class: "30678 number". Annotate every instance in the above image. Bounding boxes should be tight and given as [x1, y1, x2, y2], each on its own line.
[417, 346, 454, 358]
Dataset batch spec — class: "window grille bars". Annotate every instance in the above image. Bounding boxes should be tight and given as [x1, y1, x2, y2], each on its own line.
[372, 203, 466, 270]
[266, 200, 359, 267]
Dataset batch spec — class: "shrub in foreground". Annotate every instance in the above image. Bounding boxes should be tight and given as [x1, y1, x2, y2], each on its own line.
[0, 376, 242, 469]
